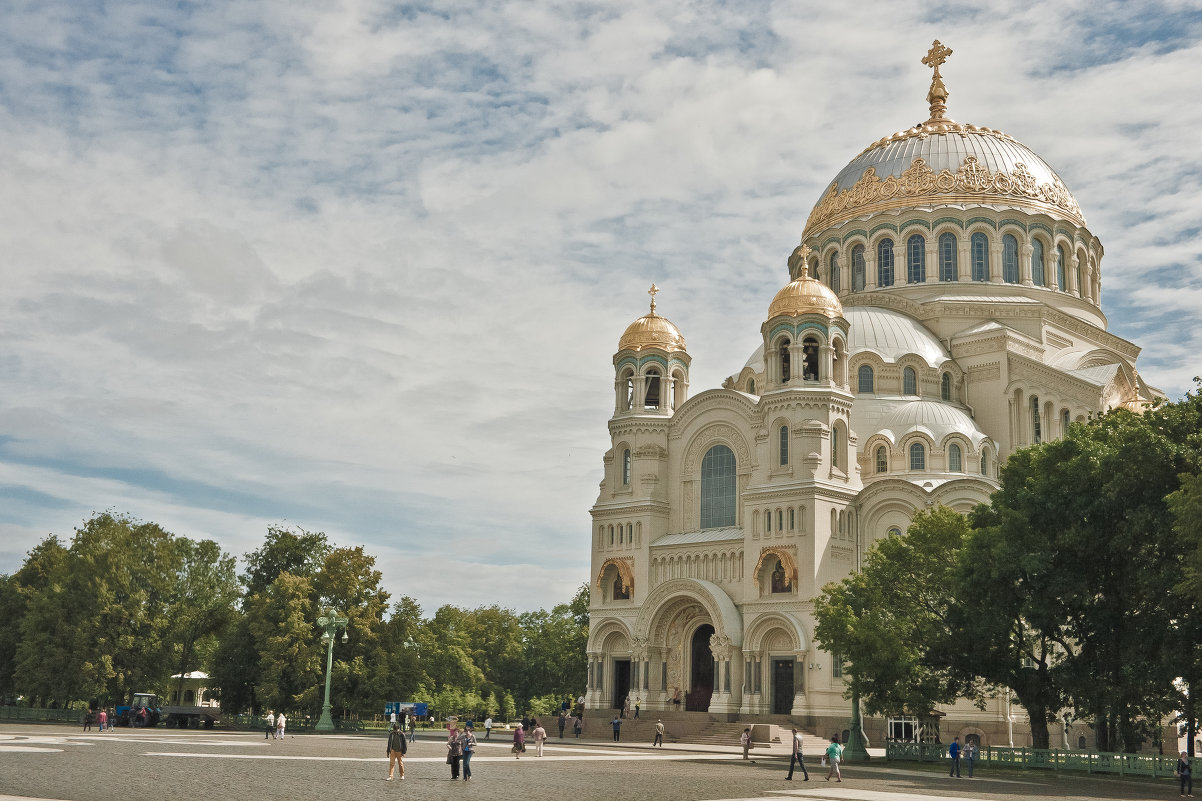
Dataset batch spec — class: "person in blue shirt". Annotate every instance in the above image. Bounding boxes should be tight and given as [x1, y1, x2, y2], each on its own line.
[948, 736, 962, 777]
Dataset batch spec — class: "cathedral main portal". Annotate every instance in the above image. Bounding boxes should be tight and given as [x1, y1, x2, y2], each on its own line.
[687, 624, 715, 711]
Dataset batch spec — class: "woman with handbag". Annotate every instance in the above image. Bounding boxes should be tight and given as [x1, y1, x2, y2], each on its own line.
[446, 726, 462, 779]
[460, 724, 477, 781]
[512, 721, 526, 759]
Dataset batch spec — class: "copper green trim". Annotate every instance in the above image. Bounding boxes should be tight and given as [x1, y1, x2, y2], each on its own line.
[999, 218, 1028, 232]
[841, 228, 869, 243]
[965, 216, 997, 229]
[932, 216, 964, 229]
[869, 222, 899, 238]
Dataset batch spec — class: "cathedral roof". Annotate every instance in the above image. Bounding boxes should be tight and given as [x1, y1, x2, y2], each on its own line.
[862, 398, 991, 448]
[617, 284, 687, 354]
[845, 307, 949, 367]
[802, 42, 1084, 237]
[767, 245, 843, 319]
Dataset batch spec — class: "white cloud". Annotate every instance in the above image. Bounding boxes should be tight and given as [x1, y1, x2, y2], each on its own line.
[0, 0, 1199, 611]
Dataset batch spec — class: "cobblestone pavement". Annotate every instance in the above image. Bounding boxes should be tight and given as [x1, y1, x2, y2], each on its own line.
[0, 724, 1179, 801]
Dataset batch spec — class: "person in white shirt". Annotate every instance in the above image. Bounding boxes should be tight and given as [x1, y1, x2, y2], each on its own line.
[484, 716, 493, 740]
[786, 728, 809, 780]
[275, 712, 286, 740]
[265, 711, 275, 740]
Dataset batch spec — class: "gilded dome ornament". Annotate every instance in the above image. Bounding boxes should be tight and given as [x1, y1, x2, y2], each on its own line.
[767, 243, 843, 319]
[801, 40, 1086, 237]
[617, 284, 687, 353]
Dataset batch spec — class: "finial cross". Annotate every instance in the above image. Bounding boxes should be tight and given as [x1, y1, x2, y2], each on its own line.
[788, 243, 813, 278]
[648, 283, 659, 313]
[922, 40, 952, 76]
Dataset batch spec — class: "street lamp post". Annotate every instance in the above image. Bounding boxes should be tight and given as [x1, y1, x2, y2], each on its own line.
[314, 610, 349, 732]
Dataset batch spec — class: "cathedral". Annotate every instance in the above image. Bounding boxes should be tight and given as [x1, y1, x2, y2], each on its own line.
[583, 42, 1162, 746]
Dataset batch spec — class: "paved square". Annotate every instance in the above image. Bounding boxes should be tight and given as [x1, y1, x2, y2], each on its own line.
[0, 725, 1176, 801]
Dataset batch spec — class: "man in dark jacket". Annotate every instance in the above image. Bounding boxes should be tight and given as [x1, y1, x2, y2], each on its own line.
[387, 723, 408, 781]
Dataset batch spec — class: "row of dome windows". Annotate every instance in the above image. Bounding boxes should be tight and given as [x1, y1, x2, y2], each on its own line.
[872, 443, 990, 475]
[855, 365, 953, 398]
[815, 232, 1093, 298]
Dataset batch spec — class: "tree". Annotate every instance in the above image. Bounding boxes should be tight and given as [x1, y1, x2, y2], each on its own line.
[248, 572, 320, 713]
[166, 538, 239, 706]
[813, 506, 984, 721]
[0, 536, 67, 703]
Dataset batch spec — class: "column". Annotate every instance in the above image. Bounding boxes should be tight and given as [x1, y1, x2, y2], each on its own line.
[865, 251, 878, 290]
[925, 239, 938, 283]
[1019, 243, 1033, 286]
[958, 241, 970, 282]
[989, 235, 1003, 282]
[819, 344, 834, 386]
[1067, 252, 1080, 297]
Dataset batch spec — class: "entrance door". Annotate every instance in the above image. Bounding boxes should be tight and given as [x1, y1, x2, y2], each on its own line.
[771, 658, 794, 714]
[612, 660, 631, 709]
[687, 625, 715, 711]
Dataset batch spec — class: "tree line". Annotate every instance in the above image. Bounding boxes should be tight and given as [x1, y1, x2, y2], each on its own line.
[0, 519, 588, 723]
[814, 381, 1202, 752]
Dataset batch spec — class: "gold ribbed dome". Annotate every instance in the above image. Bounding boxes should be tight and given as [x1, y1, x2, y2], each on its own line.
[768, 246, 843, 319]
[618, 284, 687, 353]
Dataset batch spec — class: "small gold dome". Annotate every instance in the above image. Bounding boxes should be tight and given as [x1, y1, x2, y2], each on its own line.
[768, 246, 843, 319]
[618, 284, 687, 353]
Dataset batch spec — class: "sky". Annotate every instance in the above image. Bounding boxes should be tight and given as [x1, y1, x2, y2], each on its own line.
[1, 0, 1201, 613]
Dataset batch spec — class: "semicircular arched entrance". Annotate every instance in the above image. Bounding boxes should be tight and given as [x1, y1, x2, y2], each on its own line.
[628, 578, 743, 714]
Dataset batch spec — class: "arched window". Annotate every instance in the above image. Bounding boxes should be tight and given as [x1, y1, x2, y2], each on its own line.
[802, 336, 819, 381]
[778, 509, 784, 531]
[779, 425, 789, 466]
[906, 234, 926, 283]
[940, 372, 951, 401]
[700, 444, 737, 529]
[1075, 256, 1083, 296]
[1056, 245, 1067, 291]
[857, 365, 874, 393]
[903, 366, 918, 396]
[875, 446, 887, 473]
[779, 338, 791, 382]
[832, 425, 842, 469]
[765, 509, 771, 533]
[948, 443, 962, 472]
[909, 442, 926, 470]
[980, 451, 989, 476]
[748, 379, 756, 395]
[829, 252, 841, 293]
[887, 526, 902, 537]
[971, 232, 989, 281]
[939, 232, 958, 281]
[644, 368, 661, 409]
[1031, 395, 1042, 444]
[623, 374, 634, 410]
[1002, 234, 1019, 283]
[789, 508, 795, 530]
[1031, 239, 1045, 286]
[622, 448, 631, 485]
[877, 238, 895, 287]
[618, 525, 623, 544]
[609, 525, 614, 545]
[1062, 408, 1071, 434]
[851, 245, 866, 291]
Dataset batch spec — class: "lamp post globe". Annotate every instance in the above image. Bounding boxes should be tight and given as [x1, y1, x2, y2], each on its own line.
[314, 610, 349, 732]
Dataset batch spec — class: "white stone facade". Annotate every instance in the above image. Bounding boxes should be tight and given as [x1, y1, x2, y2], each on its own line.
[585, 67, 1161, 745]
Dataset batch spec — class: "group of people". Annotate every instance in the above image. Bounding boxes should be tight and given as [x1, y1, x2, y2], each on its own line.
[82, 708, 113, 731]
[263, 711, 287, 739]
[946, 736, 977, 778]
[785, 728, 844, 782]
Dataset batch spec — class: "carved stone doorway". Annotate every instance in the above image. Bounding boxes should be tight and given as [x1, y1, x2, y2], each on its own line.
[771, 658, 794, 714]
[687, 624, 715, 711]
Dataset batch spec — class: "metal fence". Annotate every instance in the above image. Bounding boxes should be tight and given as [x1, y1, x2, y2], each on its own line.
[886, 740, 1180, 777]
[0, 707, 85, 723]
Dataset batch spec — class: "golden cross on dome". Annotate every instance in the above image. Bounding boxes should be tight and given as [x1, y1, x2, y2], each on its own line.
[789, 243, 813, 278]
[648, 283, 659, 313]
[921, 40, 953, 121]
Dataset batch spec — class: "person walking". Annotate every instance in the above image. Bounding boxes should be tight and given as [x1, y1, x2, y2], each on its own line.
[532, 720, 547, 756]
[512, 722, 525, 759]
[964, 740, 977, 778]
[97, 709, 107, 732]
[275, 712, 286, 740]
[460, 724, 477, 782]
[83, 709, 93, 732]
[824, 737, 843, 782]
[634, 698, 641, 720]
[558, 711, 566, 739]
[447, 727, 462, 779]
[1178, 751, 1193, 797]
[785, 727, 809, 780]
[386, 722, 407, 781]
[573, 715, 583, 739]
[653, 719, 664, 747]
[265, 711, 275, 739]
[484, 715, 493, 741]
[740, 727, 751, 760]
[610, 715, 622, 742]
[948, 736, 962, 778]
[622, 695, 630, 720]
[409, 714, 416, 742]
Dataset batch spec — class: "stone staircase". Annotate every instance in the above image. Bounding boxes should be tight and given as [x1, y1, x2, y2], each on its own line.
[575, 710, 819, 749]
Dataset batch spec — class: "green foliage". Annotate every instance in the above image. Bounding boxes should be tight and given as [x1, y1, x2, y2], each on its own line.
[814, 506, 984, 718]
